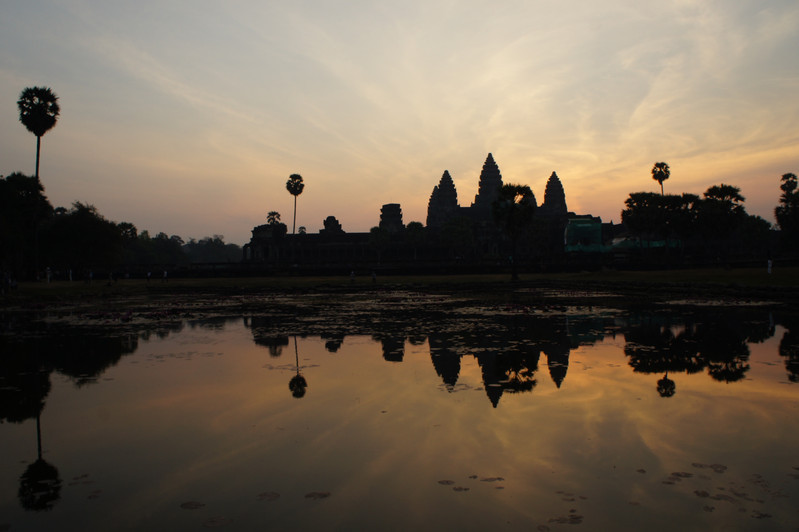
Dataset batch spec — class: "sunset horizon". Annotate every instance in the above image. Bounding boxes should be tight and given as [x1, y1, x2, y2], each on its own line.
[2, 1, 797, 245]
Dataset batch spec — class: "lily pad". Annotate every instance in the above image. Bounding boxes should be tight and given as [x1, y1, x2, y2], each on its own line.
[180, 501, 206, 510]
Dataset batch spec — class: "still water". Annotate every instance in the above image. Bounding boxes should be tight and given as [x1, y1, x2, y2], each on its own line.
[2, 305, 799, 531]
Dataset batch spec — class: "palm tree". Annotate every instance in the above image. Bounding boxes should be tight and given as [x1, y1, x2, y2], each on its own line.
[651, 162, 670, 195]
[267, 211, 281, 225]
[286, 174, 305, 234]
[17, 87, 60, 180]
[492, 184, 537, 280]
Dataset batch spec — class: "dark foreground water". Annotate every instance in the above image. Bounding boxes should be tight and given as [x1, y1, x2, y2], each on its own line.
[2, 303, 799, 531]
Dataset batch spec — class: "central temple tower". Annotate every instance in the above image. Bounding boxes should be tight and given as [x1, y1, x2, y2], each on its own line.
[470, 153, 503, 217]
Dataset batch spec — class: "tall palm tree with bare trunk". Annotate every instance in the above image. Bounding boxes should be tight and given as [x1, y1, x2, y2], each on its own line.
[17, 87, 60, 180]
[286, 174, 304, 235]
[652, 162, 670, 196]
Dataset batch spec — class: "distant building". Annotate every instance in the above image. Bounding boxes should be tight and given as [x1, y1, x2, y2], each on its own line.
[425, 153, 506, 231]
[243, 152, 612, 270]
[379, 204, 404, 234]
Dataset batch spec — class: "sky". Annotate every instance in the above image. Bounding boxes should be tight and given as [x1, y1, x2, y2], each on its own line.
[1, 0, 797, 245]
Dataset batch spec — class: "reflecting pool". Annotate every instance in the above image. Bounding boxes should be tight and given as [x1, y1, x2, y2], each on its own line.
[2, 304, 799, 531]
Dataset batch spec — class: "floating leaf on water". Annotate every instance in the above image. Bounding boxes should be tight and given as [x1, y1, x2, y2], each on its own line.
[636, 469, 646, 474]
[495, 486, 504, 490]
[751, 511, 772, 519]
[256, 491, 280, 501]
[671, 472, 693, 478]
[481, 477, 504, 482]
[438, 480, 455, 485]
[468, 475, 478, 480]
[694, 490, 710, 498]
[180, 501, 206, 510]
[203, 516, 231, 528]
[305, 492, 331, 500]
[710, 464, 727, 474]
[452, 486, 470, 492]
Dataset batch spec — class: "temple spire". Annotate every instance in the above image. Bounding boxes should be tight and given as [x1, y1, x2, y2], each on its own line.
[471, 153, 503, 214]
[426, 170, 460, 229]
[540, 171, 567, 217]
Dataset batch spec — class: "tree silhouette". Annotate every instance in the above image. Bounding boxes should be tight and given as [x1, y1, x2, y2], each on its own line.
[651, 162, 670, 196]
[267, 211, 281, 225]
[405, 221, 425, 260]
[17, 87, 60, 181]
[775, 172, 799, 248]
[657, 374, 676, 398]
[492, 184, 537, 280]
[0, 173, 53, 276]
[286, 174, 304, 235]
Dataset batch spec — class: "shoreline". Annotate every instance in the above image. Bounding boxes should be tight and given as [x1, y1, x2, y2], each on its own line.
[2, 267, 797, 315]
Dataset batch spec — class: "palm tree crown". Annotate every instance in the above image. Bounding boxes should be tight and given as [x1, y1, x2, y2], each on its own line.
[651, 162, 670, 196]
[286, 173, 305, 234]
[18, 87, 60, 180]
[18, 87, 60, 138]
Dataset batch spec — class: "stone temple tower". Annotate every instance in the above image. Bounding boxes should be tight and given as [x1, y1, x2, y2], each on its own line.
[539, 171, 568, 217]
[379, 203, 404, 234]
[470, 153, 504, 217]
[426, 170, 459, 230]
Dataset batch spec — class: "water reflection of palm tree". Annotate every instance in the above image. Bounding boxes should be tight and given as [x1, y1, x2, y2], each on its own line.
[657, 374, 676, 398]
[288, 335, 308, 398]
[19, 412, 62, 511]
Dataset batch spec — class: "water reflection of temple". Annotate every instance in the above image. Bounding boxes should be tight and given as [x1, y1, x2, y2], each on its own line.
[243, 306, 787, 406]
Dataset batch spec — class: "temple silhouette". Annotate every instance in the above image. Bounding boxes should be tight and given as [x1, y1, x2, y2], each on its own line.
[243, 153, 607, 271]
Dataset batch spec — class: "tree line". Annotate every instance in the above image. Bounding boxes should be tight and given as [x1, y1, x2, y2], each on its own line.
[0, 172, 242, 281]
[620, 163, 798, 264]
